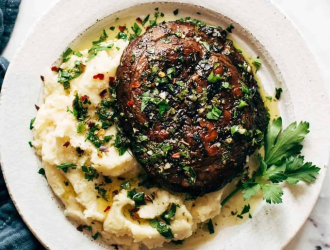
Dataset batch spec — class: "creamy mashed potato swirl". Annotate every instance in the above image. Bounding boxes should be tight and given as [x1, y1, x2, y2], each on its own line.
[33, 38, 223, 249]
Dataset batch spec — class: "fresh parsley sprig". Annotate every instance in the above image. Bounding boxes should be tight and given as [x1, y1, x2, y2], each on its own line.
[221, 117, 320, 206]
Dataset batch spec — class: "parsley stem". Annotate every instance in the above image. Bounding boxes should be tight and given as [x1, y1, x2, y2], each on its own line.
[221, 185, 242, 207]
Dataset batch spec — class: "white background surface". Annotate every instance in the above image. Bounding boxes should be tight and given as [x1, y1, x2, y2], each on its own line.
[1, 0, 329, 249]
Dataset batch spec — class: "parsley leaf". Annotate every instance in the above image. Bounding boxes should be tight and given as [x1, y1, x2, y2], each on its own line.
[264, 117, 309, 165]
[261, 184, 283, 204]
[221, 117, 320, 206]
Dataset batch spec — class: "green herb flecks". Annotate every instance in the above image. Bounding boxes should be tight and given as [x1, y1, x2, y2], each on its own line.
[58, 60, 85, 89]
[120, 180, 131, 190]
[142, 14, 150, 26]
[92, 30, 108, 45]
[237, 204, 251, 219]
[114, 131, 130, 156]
[173, 9, 179, 15]
[127, 188, 146, 207]
[82, 166, 99, 181]
[226, 24, 235, 33]
[207, 219, 215, 234]
[207, 71, 222, 83]
[161, 203, 177, 225]
[183, 166, 196, 185]
[30, 118, 36, 130]
[62, 47, 73, 59]
[206, 106, 222, 120]
[252, 59, 262, 72]
[38, 168, 46, 176]
[56, 163, 77, 173]
[71, 93, 90, 121]
[150, 219, 174, 239]
[275, 87, 283, 100]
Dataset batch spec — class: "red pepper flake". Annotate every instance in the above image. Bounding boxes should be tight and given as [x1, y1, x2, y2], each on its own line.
[40, 75, 45, 81]
[146, 26, 151, 32]
[35, 104, 40, 111]
[131, 81, 141, 89]
[93, 73, 105, 80]
[109, 76, 116, 86]
[127, 99, 134, 107]
[103, 206, 111, 213]
[172, 152, 181, 158]
[88, 121, 95, 128]
[150, 83, 155, 87]
[81, 95, 89, 102]
[145, 194, 153, 203]
[63, 141, 70, 147]
[77, 225, 84, 232]
[118, 26, 126, 32]
[51, 66, 59, 72]
[112, 190, 119, 195]
[99, 89, 108, 98]
[173, 78, 178, 84]
[136, 17, 142, 24]
[131, 207, 140, 213]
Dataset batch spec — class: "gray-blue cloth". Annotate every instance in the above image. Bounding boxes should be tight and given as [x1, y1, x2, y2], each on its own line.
[0, 1, 44, 249]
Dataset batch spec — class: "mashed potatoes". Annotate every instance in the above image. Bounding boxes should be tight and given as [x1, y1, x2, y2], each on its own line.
[33, 35, 223, 249]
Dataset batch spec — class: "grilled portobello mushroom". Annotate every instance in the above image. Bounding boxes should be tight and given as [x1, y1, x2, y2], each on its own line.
[116, 20, 269, 195]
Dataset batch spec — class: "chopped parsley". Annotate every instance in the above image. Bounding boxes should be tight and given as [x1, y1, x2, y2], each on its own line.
[92, 232, 99, 240]
[127, 188, 146, 207]
[201, 41, 210, 51]
[173, 9, 179, 15]
[28, 141, 33, 147]
[70, 93, 89, 121]
[62, 47, 73, 59]
[56, 163, 77, 173]
[275, 87, 283, 100]
[206, 106, 222, 120]
[207, 71, 222, 83]
[73, 51, 83, 57]
[252, 59, 262, 71]
[150, 219, 174, 239]
[57, 60, 85, 89]
[38, 168, 45, 176]
[110, 26, 115, 30]
[82, 166, 99, 181]
[183, 166, 196, 185]
[237, 204, 251, 219]
[226, 24, 235, 33]
[142, 14, 150, 26]
[120, 180, 131, 190]
[114, 131, 129, 156]
[207, 219, 215, 234]
[92, 29, 108, 45]
[131, 22, 142, 36]
[238, 100, 248, 109]
[30, 118, 36, 130]
[161, 203, 177, 225]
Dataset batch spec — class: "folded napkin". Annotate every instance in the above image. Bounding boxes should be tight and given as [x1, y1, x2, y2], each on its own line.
[0, 0, 44, 249]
